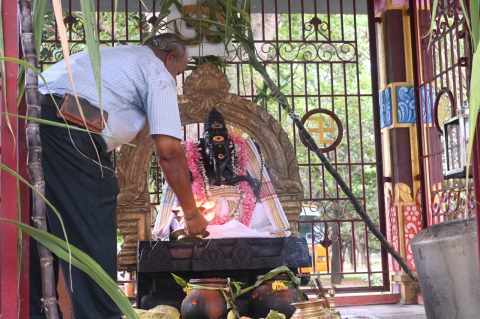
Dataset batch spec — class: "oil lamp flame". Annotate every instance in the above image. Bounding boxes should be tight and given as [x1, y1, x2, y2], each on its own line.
[196, 201, 216, 221]
[203, 201, 216, 210]
[205, 211, 216, 222]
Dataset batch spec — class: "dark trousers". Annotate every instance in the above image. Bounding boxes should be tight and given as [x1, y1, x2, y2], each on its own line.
[30, 104, 121, 319]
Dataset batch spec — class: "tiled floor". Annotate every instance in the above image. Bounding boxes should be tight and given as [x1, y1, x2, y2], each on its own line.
[337, 303, 427, 319]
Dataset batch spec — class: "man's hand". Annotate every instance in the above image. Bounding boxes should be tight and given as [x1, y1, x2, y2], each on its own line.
[153, 134, 209, 237]
[184, 208, 209, 236]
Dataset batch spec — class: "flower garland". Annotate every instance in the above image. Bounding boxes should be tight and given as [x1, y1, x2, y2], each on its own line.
[228, 134, 255, 227]
[184, 141, 210, 201]
[183, 136, 256, 227]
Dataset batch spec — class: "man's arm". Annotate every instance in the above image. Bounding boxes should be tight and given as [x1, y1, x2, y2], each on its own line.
[153, 134, 208, 235]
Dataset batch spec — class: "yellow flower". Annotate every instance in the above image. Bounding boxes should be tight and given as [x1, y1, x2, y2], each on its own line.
[272, 281, 287, 292]
[183, 286, 191, 294]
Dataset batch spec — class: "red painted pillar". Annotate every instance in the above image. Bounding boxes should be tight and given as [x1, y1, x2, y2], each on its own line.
[472, 119, 480, 289]
[0, 1, 25, 318]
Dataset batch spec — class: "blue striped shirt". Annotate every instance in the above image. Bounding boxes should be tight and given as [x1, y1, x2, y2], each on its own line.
[38, 45, 182, 151]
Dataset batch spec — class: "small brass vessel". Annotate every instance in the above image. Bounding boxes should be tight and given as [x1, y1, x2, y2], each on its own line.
[171, 229, 210, 245]
[291, 300, 333, 319]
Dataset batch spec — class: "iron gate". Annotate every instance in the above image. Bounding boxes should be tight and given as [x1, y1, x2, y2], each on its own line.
[39, 0, 388, 292]
[410, 0, 475, 226]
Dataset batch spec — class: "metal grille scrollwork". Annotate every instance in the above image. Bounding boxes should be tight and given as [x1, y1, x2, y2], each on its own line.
[39, 0, 387, 291]
[413, 0, 474, 224]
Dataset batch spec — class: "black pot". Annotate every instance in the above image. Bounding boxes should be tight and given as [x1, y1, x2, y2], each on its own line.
[248, 275, 303, 319]
[181, 278, 229, 319]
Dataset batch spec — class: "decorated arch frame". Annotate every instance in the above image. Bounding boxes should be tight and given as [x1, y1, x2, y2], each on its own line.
[116, 63, 304, 270]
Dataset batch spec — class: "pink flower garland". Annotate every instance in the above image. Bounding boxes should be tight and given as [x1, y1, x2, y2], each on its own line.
[184, 141, 205, 200]
[228, 134, 255, 227]
[183, 136, 256, 227]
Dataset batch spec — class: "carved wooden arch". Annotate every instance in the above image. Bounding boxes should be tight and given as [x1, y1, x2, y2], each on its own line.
[116, 63, 303, 271]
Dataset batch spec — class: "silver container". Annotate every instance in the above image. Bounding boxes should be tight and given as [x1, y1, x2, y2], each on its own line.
[411, 217, 480, 319]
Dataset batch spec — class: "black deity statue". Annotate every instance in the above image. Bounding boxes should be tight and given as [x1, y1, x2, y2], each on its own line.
[197, 107, 262, 197]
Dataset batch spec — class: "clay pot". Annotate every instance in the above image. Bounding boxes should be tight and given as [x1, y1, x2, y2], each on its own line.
[181, 278, 229, 319]
[248, 275, 303, 319]
[291, 300, 332, 319]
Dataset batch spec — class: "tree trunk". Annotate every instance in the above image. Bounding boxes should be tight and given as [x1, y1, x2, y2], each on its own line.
[19, 1, 60, 318]
[329, 209, 342, 285]
[352, 221, 367, 265]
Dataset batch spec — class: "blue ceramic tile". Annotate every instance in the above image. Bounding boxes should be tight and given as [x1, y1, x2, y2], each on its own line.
[379, 87, 392, 129]
[422, 86, 435, 123]
[396, 86, 416, 123]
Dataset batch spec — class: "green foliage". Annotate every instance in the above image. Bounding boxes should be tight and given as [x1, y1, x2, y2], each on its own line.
[1, 56, 136, 146]
[36, 0, 382, 287]
[190, 55, 228, 70]
[230, 281, 244, 295]
[361, 273, 382, 286]
[2, 111, 136, 146]
[1, 218, 139, 319]
[33, 0, 47, 54]
[79, 0, 104, 122]
[465, 0, 480, 186]
[6, 6, 139, 316]
[171, 273, 188, 287]
[155, 0, 381, 274]
[172, 267, 301, 319]
[263, 310, 286, 319]
[172, 273, 242, 318]
[0, 0, 8, 113]
[117, 229, 124, 255]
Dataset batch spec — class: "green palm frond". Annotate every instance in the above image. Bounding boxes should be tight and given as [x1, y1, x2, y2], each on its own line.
[470, 0, 479, 50]
[17, 0, 46, 107]
[0, 0, 15, 144]
[0, 162, 71, 254]
[0, 218, 139, 319]
[224, 0, 232, 40]
[466, 0, 480, 187]
[32, 0, 47, 54]
[457, 0, 480, 190]
[146, 0, 178, 39]
[459, 0, 473, 48]
[426, 0, 440, 49]
[0, 112, 136, 147]
[176, 3, 290, 112]
[79, 0, 105, 128]
[1, 57, 136, 147]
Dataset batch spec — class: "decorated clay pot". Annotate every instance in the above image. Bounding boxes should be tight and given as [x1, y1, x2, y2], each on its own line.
[248, 275, 303, 319]
[181, 278, 229, 319]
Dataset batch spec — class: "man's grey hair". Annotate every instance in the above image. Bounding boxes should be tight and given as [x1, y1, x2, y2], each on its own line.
[142, 33, 187, 59]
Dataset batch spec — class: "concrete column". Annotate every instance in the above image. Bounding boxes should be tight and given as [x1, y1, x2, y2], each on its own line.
[375, 0, 421, 304]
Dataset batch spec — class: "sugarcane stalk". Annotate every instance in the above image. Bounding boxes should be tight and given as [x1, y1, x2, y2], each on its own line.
[19, 0, 60, 317]
[255, 67, 418, 282]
